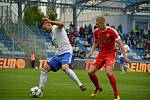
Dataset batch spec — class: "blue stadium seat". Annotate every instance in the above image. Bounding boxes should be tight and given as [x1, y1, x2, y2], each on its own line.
[0, 29, 23, 57]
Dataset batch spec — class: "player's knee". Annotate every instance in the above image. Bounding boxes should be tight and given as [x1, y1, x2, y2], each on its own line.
[88, 70, 94, 76]
[42, 63, 51, 72]
[61, 64, 69, 71]
[88, 67, 97, 76]
[106, 73, 112, 77]
[106, 66, 113, 75]
[106, 70, 113, 76]
[87, 70, 91, 75]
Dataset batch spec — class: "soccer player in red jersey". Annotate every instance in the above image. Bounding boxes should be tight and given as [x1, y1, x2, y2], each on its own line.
[87, 16, 129, 100]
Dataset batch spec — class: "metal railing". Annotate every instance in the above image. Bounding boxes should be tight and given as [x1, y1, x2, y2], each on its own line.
[0, 5, 47, 58]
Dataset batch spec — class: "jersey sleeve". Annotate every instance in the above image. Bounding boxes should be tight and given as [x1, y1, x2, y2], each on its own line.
[52, 25, 57, 33]
[111, 28, 120, 40]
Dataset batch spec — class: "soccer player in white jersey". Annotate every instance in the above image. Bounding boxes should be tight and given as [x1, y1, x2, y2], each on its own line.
[119, 40, 131, 74]
[38, 18, 86, 96]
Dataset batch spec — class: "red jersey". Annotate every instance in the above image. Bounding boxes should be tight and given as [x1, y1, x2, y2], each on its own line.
[94, 26, 120, 53]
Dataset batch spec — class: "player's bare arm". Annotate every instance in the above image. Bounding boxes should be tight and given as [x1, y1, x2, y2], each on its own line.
[87, 37, 98, 58]
[116, 39, 129, 63]
[42, 17, 64, 28]
[50, 20, 64, 29]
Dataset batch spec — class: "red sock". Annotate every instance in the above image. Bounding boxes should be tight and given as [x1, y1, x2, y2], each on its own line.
[107, 74, 118, 97]
[88, 73, 101, 90]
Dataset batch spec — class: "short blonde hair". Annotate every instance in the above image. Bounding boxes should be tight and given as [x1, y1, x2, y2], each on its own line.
[96, 16, 106, 24]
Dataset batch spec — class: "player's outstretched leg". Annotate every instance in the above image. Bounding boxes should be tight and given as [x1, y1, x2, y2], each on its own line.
[38, 63, 51, 97]
[39, 68, 48, 90]
[88, 66, 103, 96]
[64, 67, 86, 91]
[88, 73, 103, 96]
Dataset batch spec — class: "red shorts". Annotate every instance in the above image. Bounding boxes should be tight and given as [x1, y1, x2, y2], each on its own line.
[93, 52, 116, 70]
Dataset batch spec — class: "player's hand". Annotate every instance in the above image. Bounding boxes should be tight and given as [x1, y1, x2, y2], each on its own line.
[124, 57, 130, 63]
[42, 17, 52, 23]
[87, 53, 92, 58]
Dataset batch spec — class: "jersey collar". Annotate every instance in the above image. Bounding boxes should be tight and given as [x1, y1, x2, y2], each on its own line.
[101, 26, 108, 32]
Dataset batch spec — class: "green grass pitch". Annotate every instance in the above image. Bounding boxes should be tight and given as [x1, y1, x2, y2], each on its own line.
[0, 68, 150, 100]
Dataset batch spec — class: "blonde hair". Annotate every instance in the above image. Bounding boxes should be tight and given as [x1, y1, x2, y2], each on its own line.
[96, 16, 106, 24]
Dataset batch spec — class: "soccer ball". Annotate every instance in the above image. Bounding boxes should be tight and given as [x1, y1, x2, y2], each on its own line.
[30, 86, 41, 97]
